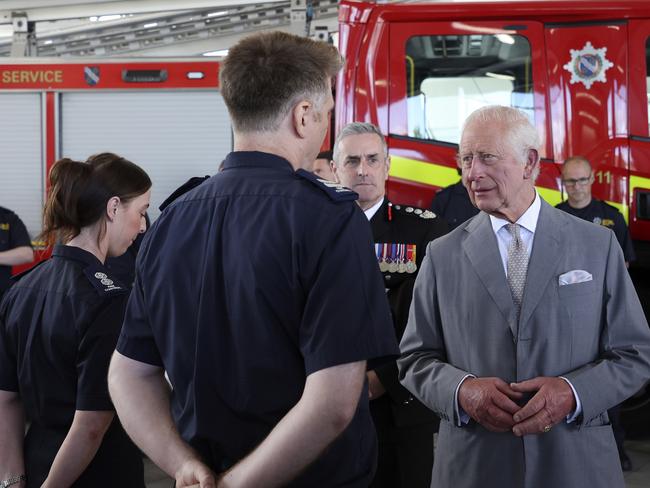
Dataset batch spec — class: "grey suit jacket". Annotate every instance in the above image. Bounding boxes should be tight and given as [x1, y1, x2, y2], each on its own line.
[398, 199, 650, 488]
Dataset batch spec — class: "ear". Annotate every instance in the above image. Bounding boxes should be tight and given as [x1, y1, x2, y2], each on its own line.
[330, 160, 341, 183]
[292, 100, 312, 139]
[523, 149, 539, 179]
[106, 196, 120, 222]
[384, 155, 391, 181]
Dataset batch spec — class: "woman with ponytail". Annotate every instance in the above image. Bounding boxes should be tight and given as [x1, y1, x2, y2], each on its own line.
[0, 153, 151, 488]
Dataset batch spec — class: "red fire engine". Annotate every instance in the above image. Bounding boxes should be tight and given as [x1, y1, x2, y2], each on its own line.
[336, 0, 650, 431]
[337, 0, 650, 249]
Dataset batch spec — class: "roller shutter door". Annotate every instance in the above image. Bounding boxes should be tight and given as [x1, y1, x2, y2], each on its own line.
[61, 90, 231, 221]
[0, 93, 43, 239]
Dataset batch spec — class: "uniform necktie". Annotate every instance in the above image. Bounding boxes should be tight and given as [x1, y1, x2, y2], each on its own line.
[506, 223, 528, 317]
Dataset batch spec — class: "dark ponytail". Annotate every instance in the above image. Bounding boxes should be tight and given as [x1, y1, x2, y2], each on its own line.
[41, 153, 151, 245]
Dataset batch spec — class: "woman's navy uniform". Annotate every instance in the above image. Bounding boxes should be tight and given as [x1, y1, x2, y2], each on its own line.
[117, 151, 399, 487]
[0, 245, 144, 488]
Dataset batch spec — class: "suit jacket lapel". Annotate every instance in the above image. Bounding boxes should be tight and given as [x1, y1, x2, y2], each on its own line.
[519, 200, 564, 330]
[463, 212, 517, 336]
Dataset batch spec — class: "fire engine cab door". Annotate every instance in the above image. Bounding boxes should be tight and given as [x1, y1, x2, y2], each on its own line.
[628, 19, 650, 241]
[545, 22, 628, 220]
[387, 20, 550, 206]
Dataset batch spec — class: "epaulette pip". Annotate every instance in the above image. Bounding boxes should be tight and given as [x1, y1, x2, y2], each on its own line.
[296, 169, 358, 202]
[392, 204, 437, 219]
[159, 175, 211, 211]
[83, 264, 128, 297]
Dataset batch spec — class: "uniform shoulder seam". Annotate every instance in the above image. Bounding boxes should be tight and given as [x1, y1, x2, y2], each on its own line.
[294, 169, 358, 202]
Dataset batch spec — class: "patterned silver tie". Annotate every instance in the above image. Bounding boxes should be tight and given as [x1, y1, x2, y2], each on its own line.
[506, 223, 528, 317]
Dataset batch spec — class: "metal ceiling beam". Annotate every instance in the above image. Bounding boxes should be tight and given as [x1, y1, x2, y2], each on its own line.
[0, 0, 285, 24]
[0, 1, 338, 57]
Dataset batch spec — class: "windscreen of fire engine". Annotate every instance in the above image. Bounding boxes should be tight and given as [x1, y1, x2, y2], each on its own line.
[405, 34, 533, 144]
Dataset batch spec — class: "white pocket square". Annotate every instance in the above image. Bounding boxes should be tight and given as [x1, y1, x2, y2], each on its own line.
[558, 270, 592, 286]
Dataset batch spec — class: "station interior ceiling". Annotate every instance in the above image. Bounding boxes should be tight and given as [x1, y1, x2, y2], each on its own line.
[0, 0, 340, 57]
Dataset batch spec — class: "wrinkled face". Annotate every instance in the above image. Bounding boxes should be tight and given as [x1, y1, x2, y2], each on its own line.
[562, 160, 593, 208]
[312, 157, 335, 181]
[459, 120, 536, 222]
[332, 133, 390, 210]
[109, 190, 150, 257]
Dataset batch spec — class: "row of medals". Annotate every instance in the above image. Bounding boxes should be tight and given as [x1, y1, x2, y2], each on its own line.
[375, 243, 417, 274]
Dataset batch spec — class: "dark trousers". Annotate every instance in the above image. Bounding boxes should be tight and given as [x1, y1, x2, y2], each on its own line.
[370, 397, 435, 488]
[609, 405, 626, 456]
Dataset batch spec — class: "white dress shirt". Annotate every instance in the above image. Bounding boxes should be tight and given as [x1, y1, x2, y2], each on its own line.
[363, 197, 384, 221]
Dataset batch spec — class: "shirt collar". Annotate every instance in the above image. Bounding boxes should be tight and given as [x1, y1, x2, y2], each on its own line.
[221, 151, 295, 173]
[489, 191, 541, 235]
[52, 244, 104, 267]
[364, 197, 385, 221]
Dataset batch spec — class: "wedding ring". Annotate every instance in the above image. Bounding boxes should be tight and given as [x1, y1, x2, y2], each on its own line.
[543, 425, 552, 433]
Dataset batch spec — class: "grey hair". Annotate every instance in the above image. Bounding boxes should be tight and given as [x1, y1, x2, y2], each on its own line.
[332, 122, 388, 165]
[462, 105, 541, 180]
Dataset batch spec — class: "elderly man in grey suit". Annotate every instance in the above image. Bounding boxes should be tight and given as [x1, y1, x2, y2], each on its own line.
[398, 105, 650, 488]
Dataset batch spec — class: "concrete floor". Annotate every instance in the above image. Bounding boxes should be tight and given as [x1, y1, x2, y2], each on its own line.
[625, 438, 650, 488]
[144, 437, 650, 487]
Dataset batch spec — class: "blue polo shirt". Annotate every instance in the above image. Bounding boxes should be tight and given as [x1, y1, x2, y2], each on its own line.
[117, 151, 398, 486]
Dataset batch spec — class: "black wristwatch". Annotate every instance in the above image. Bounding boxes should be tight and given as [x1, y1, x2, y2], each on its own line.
[0, 475, 26, 487]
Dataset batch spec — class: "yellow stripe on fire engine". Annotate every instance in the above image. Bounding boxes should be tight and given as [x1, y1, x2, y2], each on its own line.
[389, 156, 460, 188]
[536, 187, 563, 207]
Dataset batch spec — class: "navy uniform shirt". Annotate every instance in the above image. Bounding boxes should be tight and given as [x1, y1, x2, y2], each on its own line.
[117, 151, 399, 486]
[0, 245, 143, 487]
[430, 181, 479, 231]
[0, 206, 32, 293]
[556, 198, 636, 262]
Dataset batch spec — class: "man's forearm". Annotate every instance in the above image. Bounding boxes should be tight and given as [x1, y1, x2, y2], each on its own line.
[220, 361, 365, 488]
[0, 392, 25, 480]
[108, 352, 199, 477]
[0, 247, 33, 266]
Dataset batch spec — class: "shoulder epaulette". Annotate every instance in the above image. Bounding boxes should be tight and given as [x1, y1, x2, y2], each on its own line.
[83, 264, 128, 297]
[159, 175, 211, 211]
[295, 169, 358, 202]
[392, 204, 437, 219]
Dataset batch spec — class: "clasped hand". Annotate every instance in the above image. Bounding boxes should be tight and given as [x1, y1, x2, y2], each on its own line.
[458, 376, 576, 436]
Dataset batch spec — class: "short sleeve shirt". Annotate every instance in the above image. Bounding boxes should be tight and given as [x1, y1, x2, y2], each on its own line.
[116, 151, 399, 486]
[0, 206, 32, 293]
[0, 245, 128, 430]
[556, 198, 635, 262]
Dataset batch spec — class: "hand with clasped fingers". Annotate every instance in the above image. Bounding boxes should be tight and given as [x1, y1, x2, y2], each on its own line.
[458, 377, 524, 432]
[175, 458, 217, 488]
[509, 376, 577, 436]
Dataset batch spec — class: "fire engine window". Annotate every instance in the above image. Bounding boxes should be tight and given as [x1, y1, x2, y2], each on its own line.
[405, 34, 533, 144]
